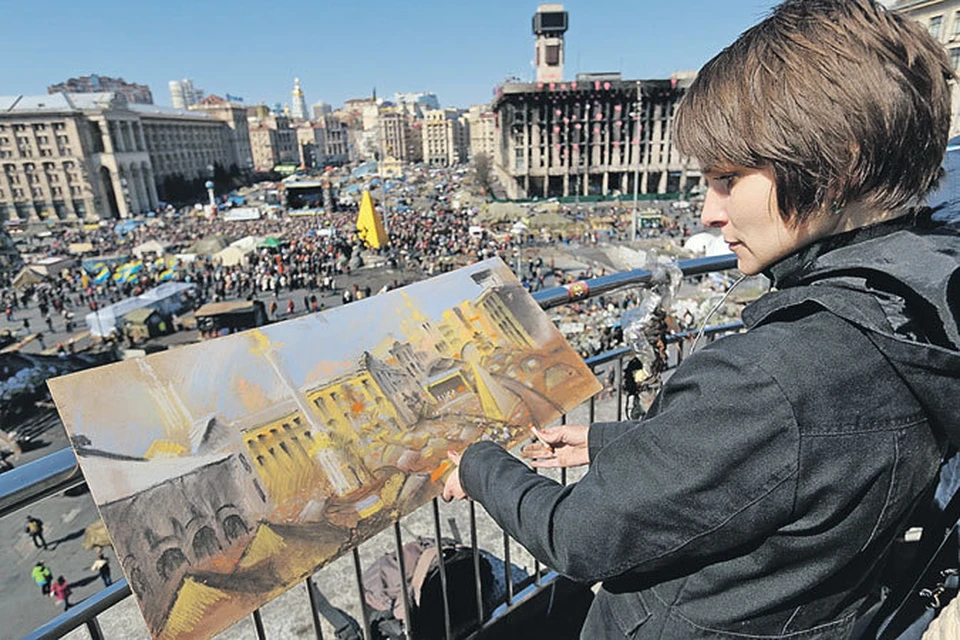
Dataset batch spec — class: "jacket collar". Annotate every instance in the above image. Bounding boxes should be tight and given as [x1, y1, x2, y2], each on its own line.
[763, 211, 923, 290]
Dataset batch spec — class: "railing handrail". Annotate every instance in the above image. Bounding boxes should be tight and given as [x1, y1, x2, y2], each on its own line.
[0, 447, 83, 519]
[532, 254, 738, 309]
[22, 580, 131, 640]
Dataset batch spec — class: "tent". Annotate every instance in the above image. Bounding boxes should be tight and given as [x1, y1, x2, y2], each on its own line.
[187, 235, 228, 256]
[68, 242, 94, 255]
[214, 246, 246, 267]
[229, 236, 261, 253]
[85, 282, 196, 337]
[476, 202, 525, 223]
[11, 266, 44, 291]
[114, 220, 143, 235]
[132, 239, 168, 259]
[684, 232, 731, 257]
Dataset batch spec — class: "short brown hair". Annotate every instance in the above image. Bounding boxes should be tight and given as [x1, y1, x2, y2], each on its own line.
[674, 0, 954, 225]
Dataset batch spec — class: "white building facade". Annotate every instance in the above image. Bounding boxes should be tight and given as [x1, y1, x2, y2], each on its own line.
[895, 0, 960, 136]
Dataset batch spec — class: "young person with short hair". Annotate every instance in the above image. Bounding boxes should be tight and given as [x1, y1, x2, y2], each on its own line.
[444, 1, 960, 637]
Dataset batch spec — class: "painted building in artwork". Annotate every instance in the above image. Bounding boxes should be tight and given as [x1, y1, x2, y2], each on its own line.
[237, 401, 334, 512]
[473, 286, 537, 349]
[89, 451, 265, 633]
[305, 352, 427, 436]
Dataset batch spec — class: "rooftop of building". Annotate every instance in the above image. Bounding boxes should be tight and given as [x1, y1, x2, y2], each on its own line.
[0, 92, 216, 122]
[0, 92, 123, 113]
[127, 103, 216, 121]
[492, 74, 695, 109]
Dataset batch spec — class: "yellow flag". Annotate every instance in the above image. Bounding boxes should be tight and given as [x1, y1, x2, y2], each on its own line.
[355, 191, 388, 249]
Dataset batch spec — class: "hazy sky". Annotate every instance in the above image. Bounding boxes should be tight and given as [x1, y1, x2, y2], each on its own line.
[1, 0, 790, 109]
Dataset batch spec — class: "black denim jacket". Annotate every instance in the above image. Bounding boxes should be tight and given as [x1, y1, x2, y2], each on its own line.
[460, 215, 960, 639]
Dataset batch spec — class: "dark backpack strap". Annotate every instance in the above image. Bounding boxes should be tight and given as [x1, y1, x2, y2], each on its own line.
[309, 580, 363, 640]
[859, 480, 960, 639]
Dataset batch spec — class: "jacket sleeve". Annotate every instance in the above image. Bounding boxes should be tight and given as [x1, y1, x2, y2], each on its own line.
[459, 339, 800, 583]
[588, 421, 639, 462]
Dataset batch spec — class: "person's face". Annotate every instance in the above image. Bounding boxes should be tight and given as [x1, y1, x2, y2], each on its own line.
[701, 165, 831, 275]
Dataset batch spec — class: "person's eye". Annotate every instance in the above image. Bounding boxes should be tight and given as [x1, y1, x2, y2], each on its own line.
[714, 173, 737, 191]
[706, 172, 737, 194]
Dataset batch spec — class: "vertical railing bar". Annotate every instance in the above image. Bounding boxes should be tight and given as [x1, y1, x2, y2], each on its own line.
[393, 521, 414, 640]
[85, 617, 105, 640]
[503, 530, 514, 606]
[352, 547, 373, 640]
[252, 608, 266, 640]
[305, 577, 325, 640]
[616, 357, 624, 421]
[588, 393, 596, 424]
[560, 412, 567, 486]
[533, 464, 542, 589]
[469, 500, 485, 626]
[431, 498, 453, 640]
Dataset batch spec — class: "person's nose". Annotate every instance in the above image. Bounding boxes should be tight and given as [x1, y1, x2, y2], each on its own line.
[701, 188, 727, 229]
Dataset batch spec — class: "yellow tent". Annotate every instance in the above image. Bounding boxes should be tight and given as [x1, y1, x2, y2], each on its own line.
[355, 191, 388, 249]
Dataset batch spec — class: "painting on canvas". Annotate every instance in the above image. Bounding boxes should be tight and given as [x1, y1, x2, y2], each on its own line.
[49, 258, 601, 639]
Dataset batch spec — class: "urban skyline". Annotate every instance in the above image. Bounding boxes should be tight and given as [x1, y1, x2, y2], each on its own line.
[3, 0, 789, 111]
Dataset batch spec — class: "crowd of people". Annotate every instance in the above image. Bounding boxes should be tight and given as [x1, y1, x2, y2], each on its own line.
[2, 173, 685, 347]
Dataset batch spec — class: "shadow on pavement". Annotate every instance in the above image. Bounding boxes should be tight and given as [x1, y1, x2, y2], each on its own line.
[68, 575, 100, 590]
[48, 528, 86, 549]
[64, 483, 90, 497]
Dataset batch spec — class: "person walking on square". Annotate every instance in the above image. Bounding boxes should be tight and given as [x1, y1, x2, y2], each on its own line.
[25, 515, 47, 550]
[31, 561, 52, 596]
[91, 547, 112, 587]
[51, 576, 71, 611]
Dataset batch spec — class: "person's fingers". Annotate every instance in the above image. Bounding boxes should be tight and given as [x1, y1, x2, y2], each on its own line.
[533, 426, 567, 445]
[529, 457, 564, 469]
[520, 442, 556, 459]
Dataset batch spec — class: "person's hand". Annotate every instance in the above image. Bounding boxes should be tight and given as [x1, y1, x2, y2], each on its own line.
[442, 451, 469, 502]
[521, 425, 590, 468]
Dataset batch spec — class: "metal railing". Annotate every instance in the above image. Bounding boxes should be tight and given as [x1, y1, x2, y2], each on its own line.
[2, 253, 742, 640]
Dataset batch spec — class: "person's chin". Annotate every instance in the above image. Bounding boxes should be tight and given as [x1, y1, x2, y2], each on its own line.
[735, 255, 761, 276]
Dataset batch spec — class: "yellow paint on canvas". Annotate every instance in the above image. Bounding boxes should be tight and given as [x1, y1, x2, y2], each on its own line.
[159, 578, 229, 639]
[144, 440, 188, 459]
[238, 523, 287, 569]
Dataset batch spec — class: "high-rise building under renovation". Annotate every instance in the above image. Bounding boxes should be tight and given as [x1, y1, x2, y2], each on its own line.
[491, 4, 697, 199]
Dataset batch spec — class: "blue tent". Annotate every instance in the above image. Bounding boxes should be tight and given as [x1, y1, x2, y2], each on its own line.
[114, 220, 143, 235]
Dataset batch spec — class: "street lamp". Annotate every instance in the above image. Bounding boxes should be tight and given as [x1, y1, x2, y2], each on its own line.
[205, 180, 216, 215]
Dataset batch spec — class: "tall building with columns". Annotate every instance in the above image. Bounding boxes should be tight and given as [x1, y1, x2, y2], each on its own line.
[491, 5, 696, 199]
[131, 103, 237, 199]
[0, 92, 236, 221]
[492, 73, 695, 199]
[190, 95, 254, 171]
